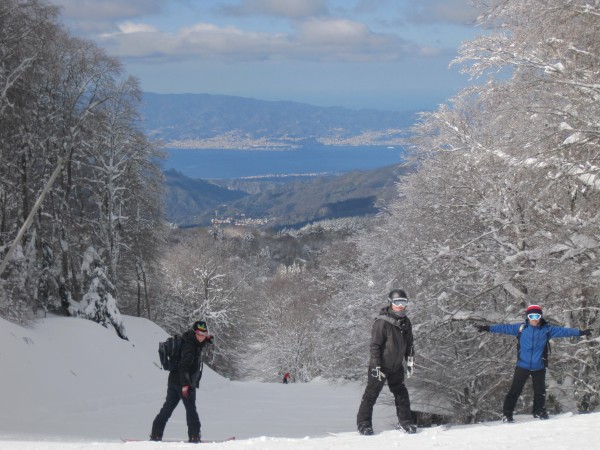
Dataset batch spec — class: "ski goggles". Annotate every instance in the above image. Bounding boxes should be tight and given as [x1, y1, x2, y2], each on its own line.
[391, 299, 409, 307]
[527, 313, 542, 320]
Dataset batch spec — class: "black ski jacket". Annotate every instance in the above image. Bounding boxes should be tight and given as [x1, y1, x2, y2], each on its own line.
[168, 330, 209, 388]
[369, 306, 414, 374]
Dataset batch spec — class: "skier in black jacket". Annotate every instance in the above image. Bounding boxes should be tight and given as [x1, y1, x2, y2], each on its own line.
[357, 289, 416, 435]
[151, 320, 212, 443]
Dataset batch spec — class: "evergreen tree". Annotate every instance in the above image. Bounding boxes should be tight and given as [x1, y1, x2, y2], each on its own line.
[73, 247, 127, 339]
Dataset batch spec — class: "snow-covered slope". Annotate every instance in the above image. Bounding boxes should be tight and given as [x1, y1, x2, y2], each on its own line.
[0, 315, 598, 449]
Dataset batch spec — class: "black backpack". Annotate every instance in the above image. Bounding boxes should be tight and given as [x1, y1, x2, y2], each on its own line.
[158, 335, 184, 371]
[517, 323, 551, 367]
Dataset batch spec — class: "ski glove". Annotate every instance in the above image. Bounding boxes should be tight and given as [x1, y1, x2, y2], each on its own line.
[580, 329, 592, 337]
[370, 366, 386, 381]
[406, 357, 414, 379]
[182, 385, 190, 399]
[476, 325, 490, 333]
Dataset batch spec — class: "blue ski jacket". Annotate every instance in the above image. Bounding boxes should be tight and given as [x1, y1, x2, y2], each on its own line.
[490, 322, 580, 371]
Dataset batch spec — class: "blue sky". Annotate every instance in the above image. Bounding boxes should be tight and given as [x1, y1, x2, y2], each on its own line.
[52, 0, 480, 111]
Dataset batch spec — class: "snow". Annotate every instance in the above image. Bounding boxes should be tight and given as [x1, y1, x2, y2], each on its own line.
[1, 315, 599, 449]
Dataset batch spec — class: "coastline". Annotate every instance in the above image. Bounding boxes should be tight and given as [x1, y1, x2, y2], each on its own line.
[163, 128, 408, 150]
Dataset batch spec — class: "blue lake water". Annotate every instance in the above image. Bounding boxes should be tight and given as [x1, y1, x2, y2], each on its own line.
[163, 145, 404, 179]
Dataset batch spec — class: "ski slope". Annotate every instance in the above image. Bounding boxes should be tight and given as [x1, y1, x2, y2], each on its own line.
[0, 314, 598, 449]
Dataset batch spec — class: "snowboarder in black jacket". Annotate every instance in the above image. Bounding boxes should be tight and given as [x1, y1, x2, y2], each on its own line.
[151, 320, 213, 443]
[357, 289, 416, 435]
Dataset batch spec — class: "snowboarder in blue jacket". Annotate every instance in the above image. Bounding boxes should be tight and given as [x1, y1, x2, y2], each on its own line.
[476, 305, 592, 422]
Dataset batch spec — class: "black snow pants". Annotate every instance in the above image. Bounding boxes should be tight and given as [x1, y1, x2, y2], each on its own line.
[503, 366, 546, 416]
[151, 381, 201, 439]
[357, 367, 412, 427]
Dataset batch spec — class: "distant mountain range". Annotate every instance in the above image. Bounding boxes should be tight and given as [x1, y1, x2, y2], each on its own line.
[150, 92, 416, 227]
[141, 92, 417, 148]
[164, 164, 410, 229]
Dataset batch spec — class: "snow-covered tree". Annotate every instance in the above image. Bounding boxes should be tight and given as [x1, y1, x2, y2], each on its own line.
[239, 270, 324, 382]
[311, 233, 377, 381]
[70, 247, 127, 339]
[345, 0, 600, 421]
[0, 0, 164, 333]
[155, 231, 249, 374]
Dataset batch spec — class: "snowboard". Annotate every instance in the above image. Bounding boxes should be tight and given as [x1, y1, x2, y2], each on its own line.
[121, 436, 235, 443]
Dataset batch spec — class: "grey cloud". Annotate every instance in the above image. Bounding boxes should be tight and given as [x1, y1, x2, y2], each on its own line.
[402, 0, 477, 25]
[52, 0, 166, 20]
[217, 0, 329, 18]
[51, 0, 168, 34]
[352, 0, 391, 15]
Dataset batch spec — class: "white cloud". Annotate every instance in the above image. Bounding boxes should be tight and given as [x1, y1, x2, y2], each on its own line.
[97, 18, 434, 63]
[99, 22, 286, 62]
[118, 22, 160, 34]
[55, 1, 457, 64]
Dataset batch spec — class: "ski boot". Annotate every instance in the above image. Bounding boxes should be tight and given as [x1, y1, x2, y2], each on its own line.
[358, 423, 374, 436]
[502, 414, 514, 423]
[397, 422, 417, 434]
[149, 434, 162, 441]
[533, 409, 549, 420]
[188, 435, 201, 443]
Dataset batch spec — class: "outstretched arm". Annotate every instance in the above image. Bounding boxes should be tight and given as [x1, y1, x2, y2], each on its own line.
[489, 323, 522, 336]
[548, 325, 587, 339]
[475, 323, 520, 335]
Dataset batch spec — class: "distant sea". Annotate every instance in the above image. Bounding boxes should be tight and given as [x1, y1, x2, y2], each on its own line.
[163, 145, 404, 179]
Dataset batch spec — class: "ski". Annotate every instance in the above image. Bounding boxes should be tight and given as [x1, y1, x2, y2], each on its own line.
[121, 436, 235, 443]
[327, 432, 356, 437]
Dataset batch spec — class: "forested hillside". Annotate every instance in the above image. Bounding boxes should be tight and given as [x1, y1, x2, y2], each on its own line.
[164, 169, 249, 224]
[165, 164, 408, 228]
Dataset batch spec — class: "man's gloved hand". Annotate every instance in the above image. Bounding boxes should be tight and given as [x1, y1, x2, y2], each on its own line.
[406, 357, 414, 379]
[580, 329, 592, 337]
[476, 325, 491, 333]
[370, 366, 385, 381]
[182, 385, 190, 398]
